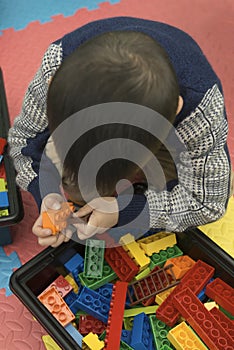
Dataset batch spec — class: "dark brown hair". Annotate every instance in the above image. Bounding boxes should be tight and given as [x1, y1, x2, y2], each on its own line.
[47, 31, 180, 203]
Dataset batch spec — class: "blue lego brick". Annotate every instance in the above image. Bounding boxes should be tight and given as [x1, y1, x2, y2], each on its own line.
[96, 283, 113, 302]
[65, 323, 83, 347]
[64, 290, 81, 314]
[75, 286, 110, 323]
[0, 247, 21, 296]
[0, 0, 120, 33]
[121, 330, 132, 345]
[130, 313, 153, 350]
[64, 253, 84, 284]
[197, 278, 214, 301]
[0, 191, 9, 208]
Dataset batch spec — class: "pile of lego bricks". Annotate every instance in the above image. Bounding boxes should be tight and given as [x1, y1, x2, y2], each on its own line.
[37, 230, 234, 350]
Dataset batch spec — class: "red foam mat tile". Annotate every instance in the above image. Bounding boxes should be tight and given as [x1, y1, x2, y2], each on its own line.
[0, 289, 45, 350]
[4, 191, 44, 264]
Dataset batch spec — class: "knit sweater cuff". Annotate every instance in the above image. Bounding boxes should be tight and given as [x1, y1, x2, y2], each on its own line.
[28, 173, 62, 210]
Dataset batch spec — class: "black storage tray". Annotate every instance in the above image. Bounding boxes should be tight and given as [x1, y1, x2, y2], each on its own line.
[0, 68, 24, 226]
[10, 229, 234, 350]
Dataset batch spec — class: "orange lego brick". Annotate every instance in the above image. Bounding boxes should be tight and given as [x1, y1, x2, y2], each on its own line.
[167, 321, 208, 350]
[164, 255, 196, 279]
[137, 232, 177, 256]
[38, 286, 75, 327]
[42, 202, 73, 235]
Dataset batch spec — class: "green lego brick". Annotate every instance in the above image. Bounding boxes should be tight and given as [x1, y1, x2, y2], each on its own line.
[99, 330, 106, 341]
[219, 306, 234, 320]
[149, 245, 183, 269]
[120, 340, 134, 350]
[79, 260, 117, 290]
[160, 345, 174, 350]
[149, 315, 173, 350]
[134, 267, 150, 281]
[124, 305, 158, 318]
[83, 239, 105, 279]
[123, 317, 134, 330]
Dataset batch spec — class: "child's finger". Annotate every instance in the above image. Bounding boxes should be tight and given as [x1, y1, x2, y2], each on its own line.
[63, 228, 74, 242]
[32, 216, 52, 237]
[38, 235, 58, 246]
[51, 233, 66, 247]
[75, 204, 93, 218]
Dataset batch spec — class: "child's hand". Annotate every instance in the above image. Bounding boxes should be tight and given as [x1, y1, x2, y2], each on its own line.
[32, 193, 73, 247]
[72, 197, 119, 240]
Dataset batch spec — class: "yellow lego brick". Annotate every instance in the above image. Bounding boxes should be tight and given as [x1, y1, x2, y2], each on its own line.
[199, 196, 234, 258]
[167, 322, 208, 350]
[155, 286, 176, 305]
[42, 335, 62, 350]
[137, 232, 176, 256]
[82, 332, 105, 350]
[0, 208, 9, 217]
[204, 301, 219, 311]
[0, 178, 7, 191]
[134, 267, 151, 281]
[119, 233, 150, 270]
[65, 274, 79, 294]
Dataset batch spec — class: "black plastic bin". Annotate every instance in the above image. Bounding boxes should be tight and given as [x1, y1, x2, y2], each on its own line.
[0, 68, 24, 244]
[10, 229, 234, 350]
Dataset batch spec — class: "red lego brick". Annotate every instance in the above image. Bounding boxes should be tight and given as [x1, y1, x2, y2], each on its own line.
[0, 162, 6, 180]
[38, 286, 75, 327]
[173, 288, 234, 350]
[105, 281, 128, 350]
[97, 232, 116, 248]
[128, 264, 179, 307]
[156, 260, 215, 327]
[205, 278, 234, 315]
[104, 246, 139, 282]
[43, 275, 73, 298]
[0, 137, 7, 154]
[78, 315, 106, 335]
[210, 307, 234, 341]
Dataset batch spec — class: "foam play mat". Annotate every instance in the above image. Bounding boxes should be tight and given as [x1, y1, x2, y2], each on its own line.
[0, 1, 233, 349]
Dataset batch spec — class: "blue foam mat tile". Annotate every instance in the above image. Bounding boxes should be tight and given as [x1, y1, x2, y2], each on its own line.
[0, 0, 120, 32]
[0, 247, 21, 296]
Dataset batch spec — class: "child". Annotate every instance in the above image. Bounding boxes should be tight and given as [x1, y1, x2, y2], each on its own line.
[8, 17, 231, 247]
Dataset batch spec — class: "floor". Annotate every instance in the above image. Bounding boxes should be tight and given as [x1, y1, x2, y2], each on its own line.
[0, 1, 233, 349]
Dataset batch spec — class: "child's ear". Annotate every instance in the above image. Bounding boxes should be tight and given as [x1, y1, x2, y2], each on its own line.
[176, 96, 184, 115]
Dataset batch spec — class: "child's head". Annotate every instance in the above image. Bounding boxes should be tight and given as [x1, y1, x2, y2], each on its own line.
[47, 30, 180, 204]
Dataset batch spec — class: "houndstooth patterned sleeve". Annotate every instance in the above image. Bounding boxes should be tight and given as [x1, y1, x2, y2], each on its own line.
[145, 84, 231, 231]
[8, 42, 63, 190]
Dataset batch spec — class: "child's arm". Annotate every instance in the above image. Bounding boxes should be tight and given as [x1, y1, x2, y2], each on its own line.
[8, 42, 63, 208]
[74, 85, 231, 238]
[118, 84, 231, 233]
